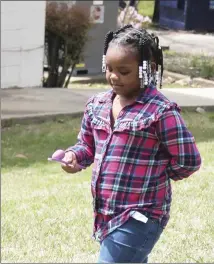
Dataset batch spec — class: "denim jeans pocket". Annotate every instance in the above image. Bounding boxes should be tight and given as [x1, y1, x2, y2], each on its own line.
[98, 217, 163, 263]
[139, 218, 163, 252]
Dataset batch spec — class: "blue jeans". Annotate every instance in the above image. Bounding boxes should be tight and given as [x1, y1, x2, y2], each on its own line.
[98, 217, 163, 263]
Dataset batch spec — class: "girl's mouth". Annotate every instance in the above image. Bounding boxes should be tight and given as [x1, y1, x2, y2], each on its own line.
[111, 83, 123, 88]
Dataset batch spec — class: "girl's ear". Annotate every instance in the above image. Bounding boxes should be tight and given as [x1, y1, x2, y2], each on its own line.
[151, 62, 156, 73]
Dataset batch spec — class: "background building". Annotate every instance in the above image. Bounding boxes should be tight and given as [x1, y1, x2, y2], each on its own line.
[1, 1, 46, 88]
[73, 0, 119, 75]
[159, 0, 214, 32]
[1, 1, 119, 88]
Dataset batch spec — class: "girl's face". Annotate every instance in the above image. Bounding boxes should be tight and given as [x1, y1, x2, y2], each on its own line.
[105, 45, 141, 99]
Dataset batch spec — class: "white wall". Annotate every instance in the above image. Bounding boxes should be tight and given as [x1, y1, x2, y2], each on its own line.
[1, 1, 46, 88]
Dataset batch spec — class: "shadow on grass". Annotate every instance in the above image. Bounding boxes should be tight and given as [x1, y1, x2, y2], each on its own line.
[1, 112, 214, 169]
[1, 117, 82, 169]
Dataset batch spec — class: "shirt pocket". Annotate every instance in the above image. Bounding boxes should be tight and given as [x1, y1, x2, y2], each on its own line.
[114, 119, 158, 144]
[112, 119, 160, 164]
[90, 117, 112, 156]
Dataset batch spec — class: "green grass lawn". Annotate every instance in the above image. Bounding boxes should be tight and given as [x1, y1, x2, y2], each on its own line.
[2, 112, 214, 263]
[164, 51, 214, 81]
[137, 0, 155, 18]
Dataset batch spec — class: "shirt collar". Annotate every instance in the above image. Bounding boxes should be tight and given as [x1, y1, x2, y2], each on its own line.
[98, 84, 157, 104]
[136, 84, 158, 104]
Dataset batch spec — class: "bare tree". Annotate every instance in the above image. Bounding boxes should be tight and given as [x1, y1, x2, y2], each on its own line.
[152, 0, 160, 23]
[44, 2, 92, 88]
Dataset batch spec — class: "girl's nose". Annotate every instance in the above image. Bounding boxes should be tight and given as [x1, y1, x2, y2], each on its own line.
[110, 72, 119, 81]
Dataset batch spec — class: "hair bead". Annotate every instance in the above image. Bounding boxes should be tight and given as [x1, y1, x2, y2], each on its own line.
[102, 25, 164, 88]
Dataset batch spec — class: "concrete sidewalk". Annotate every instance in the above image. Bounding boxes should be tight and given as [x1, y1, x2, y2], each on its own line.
[1, 87, 214, 127]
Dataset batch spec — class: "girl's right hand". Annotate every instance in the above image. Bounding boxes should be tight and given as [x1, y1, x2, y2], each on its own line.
[61, 151, 81, 174]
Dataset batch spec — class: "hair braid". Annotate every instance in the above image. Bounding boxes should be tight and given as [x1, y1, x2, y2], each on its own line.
[152, 36, 164, 88]
[114, 24, 133, 36]
[101, 24, 164, 88]
[102, 31, 114, 72]
[104, 31, 114, 55]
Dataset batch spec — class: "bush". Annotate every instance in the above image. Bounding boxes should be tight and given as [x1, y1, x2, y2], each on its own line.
[164, 51, 214, 80]
[44, 1, 92, 88]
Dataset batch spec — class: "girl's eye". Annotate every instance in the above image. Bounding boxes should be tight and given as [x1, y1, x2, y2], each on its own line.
[120, 72, 129, 75]
[106, 66, 112, 72]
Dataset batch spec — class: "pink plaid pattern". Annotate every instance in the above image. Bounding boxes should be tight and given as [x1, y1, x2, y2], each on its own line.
[67, 85, 201, 242]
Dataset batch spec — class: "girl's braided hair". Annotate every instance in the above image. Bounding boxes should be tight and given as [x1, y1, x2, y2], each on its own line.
[102, 24, 164, 88]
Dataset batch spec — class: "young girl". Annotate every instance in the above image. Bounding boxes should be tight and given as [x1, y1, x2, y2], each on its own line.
[60, 25, 201, 263]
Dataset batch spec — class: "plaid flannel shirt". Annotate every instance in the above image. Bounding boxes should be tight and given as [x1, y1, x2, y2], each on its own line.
[67, 85, 201, 242]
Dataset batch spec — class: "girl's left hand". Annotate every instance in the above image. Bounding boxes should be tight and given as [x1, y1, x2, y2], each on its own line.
[61, 151, 81, 174]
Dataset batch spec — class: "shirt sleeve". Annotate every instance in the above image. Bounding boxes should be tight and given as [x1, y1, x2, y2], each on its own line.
[156, 109, 202, 181]
[65, 97, 95, 167]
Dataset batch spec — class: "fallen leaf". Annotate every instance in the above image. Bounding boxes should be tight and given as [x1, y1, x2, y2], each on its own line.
[15, 154, 28, 159]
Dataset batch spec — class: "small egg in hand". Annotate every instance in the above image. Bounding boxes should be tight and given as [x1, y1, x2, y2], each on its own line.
[52, 149, 65, 160]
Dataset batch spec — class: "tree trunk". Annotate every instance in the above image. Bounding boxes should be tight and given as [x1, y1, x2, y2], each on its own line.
[64, 62, 76, 88]
[57, 67, 68, 87]
[121, 1, 130, 26]
[152, 0, 160, 24]
[57, 42, 70, 87]
[46, 33, 61, 88]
